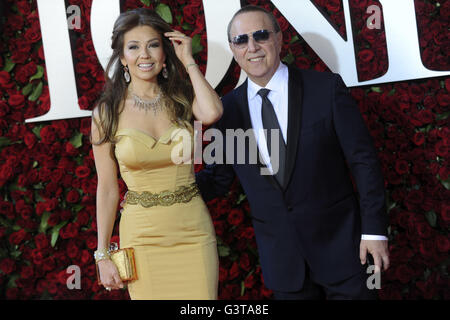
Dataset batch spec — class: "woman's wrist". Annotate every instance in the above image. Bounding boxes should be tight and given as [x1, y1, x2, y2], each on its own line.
[94, 248, 111, 263]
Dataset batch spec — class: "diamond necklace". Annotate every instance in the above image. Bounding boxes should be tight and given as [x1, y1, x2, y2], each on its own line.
[129, 89, 163, 115]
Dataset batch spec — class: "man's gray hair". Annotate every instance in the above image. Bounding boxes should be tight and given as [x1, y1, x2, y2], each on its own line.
[227, 5, 281, 42]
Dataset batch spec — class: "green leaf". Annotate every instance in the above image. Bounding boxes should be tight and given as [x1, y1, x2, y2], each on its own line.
[236, 193, 247, 206]
[388, 88, 396, 96]
[51, 221, 68, 247]
[436, 111, 450, 121]
[0, 137, 12, 147]
[191, 34, 203, 55]
[69, 132, 83, 148]
[10, 249, 22, 259]
[3, 57, 15, 72]
[371, 86, 382, 93]
[425, 211, 437, 228]
[156, 3, 172, 24]
[282, 53, 294, 65]
[32, 124, 44, 139]
[39, 212, 51, 233]
[22, 83, 34, 96]
[140, 0, 151, 6]
[7, 274, 19, 289]
[218, 244, 230, 257]
[176, 15, 183, 25]
[28, 81, 43, 101]
[289, 35, 299, 44]
[32, 161, 39, 168]
[29, 65, 45, 82]
[182, 22, 193, 31]
[240, 280, 245, 296]
[73, 204, 84, 213]
[0, 216, 12, 228]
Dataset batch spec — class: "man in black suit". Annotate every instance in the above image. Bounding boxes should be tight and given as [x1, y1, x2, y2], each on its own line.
[196, 5, 390, 300]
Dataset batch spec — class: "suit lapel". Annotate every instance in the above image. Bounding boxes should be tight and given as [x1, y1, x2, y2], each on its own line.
[284, 67, 303, 189]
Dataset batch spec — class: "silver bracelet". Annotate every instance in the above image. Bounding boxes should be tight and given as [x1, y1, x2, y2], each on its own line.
[94, 249, 111, 262]
[185, 63, 198, 72]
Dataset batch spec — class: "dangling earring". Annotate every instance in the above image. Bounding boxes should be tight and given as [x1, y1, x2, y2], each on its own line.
[123, 65, 131, 83]
[162, 64, 168, 79]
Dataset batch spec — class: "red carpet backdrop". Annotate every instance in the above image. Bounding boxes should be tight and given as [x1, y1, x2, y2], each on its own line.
[0, 0, 449, 299]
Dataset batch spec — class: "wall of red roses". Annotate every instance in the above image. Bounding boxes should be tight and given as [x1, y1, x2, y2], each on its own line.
[0, 0, 448, 300]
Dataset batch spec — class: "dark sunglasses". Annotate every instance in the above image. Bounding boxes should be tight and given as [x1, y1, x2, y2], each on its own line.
[230, 29, 275, 48]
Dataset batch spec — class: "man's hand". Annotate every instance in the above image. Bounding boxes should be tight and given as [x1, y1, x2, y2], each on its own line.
[360, 240, 389, 273]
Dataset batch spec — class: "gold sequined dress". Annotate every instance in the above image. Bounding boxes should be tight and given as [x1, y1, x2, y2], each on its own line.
[115, 123, 218, 300]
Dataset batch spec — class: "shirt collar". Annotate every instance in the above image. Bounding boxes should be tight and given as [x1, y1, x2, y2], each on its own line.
[247, 62, 288, 100]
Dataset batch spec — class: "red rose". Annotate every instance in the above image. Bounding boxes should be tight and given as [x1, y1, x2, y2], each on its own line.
[9, 229, 28, 245]
[52, 121, 71, 139]
[0, 258, 16, 275]
[326, 0, 341, 12]
[0, 71, 13, 89]
[395, 264, 414, 284]
[412, 132, 425, 146]
[78, 76, 92, 91]
[440, 204, 450, 223]
[20, 265, 34, 279]
[183, 4, 198, 25]
[75, 165, 91, 178]
[35, 233, 50, 250]
[40, 125, 57, 144]
[416, 109, 434, 125]
[66, 190, 80, 204]
[65, 141, 79, 156]
[24, 24, 41, 43]
[31, 249, 45, 265]
[436, 90, 449, 107]
[80, 118, 91, 136]
[61, 222, 79, 239]
[434, 141, 447, 157]
[227, 208, 244, 226]
[15, 199, 32, 220]
[86, 234, 97, 250]
[394, 159, 409, 175]
[415, 220, 433, 239]
[66, 239, 80, 259]
[358, 49, 375, 63]
[423, 95, 437, 110]
[239, 253, 251, 271]
[0, 201, 14, 219]
[435, 234, 449, 253]
[244, 274, 257, 288]
[23, 131, 37, 149]
[16, 0, 32, 15]
[228, 261, 240, 280]
[408, 85, 425, 103]
[8, 92, 26, 109]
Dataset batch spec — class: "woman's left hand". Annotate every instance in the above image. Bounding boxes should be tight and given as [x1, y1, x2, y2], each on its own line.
[164, 31, 195, 68]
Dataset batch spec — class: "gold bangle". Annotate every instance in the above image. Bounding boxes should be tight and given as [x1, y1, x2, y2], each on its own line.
[185, 63, 198, 72]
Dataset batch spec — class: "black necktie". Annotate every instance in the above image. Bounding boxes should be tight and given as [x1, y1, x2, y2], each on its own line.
[258, 88, 286, 187]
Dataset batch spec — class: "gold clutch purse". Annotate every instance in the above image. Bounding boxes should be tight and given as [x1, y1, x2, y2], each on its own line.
[96, 243, 138, 284]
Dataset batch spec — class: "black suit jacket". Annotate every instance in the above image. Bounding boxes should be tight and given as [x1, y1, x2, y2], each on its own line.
[196, 66, 388, 291]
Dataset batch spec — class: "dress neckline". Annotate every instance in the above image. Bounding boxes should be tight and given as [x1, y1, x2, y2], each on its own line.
[116, 124, 177, 142]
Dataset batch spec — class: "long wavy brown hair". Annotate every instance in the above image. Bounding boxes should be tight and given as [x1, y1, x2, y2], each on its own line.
[91, 8, 194, 154]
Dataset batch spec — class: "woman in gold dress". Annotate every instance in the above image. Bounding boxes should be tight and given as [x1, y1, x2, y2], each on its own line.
[91, 8, 222, 299]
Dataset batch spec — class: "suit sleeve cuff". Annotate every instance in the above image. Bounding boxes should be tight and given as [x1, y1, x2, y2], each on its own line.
[361, 234, 388, 240]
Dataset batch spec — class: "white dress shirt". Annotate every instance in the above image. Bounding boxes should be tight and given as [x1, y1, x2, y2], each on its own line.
[246, 63, 387, 241]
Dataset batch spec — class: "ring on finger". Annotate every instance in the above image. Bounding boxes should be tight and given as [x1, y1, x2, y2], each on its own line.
[105, 287, 111, 291]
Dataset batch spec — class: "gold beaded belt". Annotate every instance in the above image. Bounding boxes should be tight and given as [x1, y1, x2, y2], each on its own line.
[125, 183, 200, 208]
